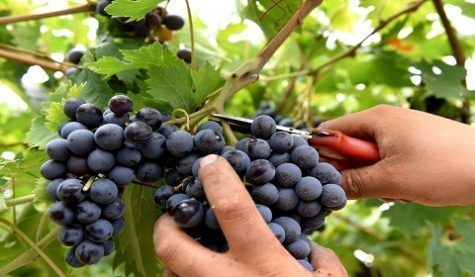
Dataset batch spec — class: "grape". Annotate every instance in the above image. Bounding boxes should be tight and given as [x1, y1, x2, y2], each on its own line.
[166, 131, 194, 157]
[103, 240, 115, 256]
[297, 201, 322, 218]
[191, 158, 202, 177]
[60, 122, 87, 139]
[107, 166, 134, 187]
[139, 132, 166, 159]
[220, 146, 234, 154]
[136, 107, 163, 130]
[59, 224, 84, 246]
[204, 208, 220, 230]
[89, 179, 118, 205]
[256, 204, 272, 223]
[76, 200, 102, 224]
[301, 212, 325, 234]
[49, 202, 75, 226]
[94, 124, 124, 151]
[66, 247, 85, 268]
[251, 183, 279, 205]
[40, 160, 67, 180]
[162, 14, 185, 30]
[185, 178, 205, 199]
[298, 260, 313, 272]
[222, 150, 251, 175]
[116, 146, 142, 167]
[76, 103, 103, 128]
[240, 138, 271, 160]
[290, 145, 319, 170]
[158, 124, 178, 138]
[86, 219, 114, 243]
[170, 199, 205, 228]
[251, 115, 276, 139]
[102, 199, 126, 220]
[274, 163, 302, 187]
[278, 118, 294, 127]
[95, 0, 111, 16]
[165, 170, 183, 186]
[292, 135, 309, 149]
[63, 98, 86, 120]
[87, 149, 115, 173]
[177, 49, 192, 64]
[57, 179, 85, 204]
[268, 222, 286, 243]
[245, 159, 275, 184]
[46, 179, 63, 201]
[67, 155, 90, 176]
[103, 112, 128, 127]
[124, 121, 153, 145]
[194, 129, 225, 154]
[152, 185, 175, 207]
[165, 193, 190, 211]
[176, 153, 200, 175]
[310, 162, 342, 185]
[275, 188, 299, 211]
[295, 176, 322, 201]
[67, 50, 84, 64]
[269, 132, 294, 153]
[273, 217, 301, 244]
[146, 12, 162, 27]
[269, 152, 290, 167]
[197, 121, 223, 134]
[235, 137, 251, 152]
[67, 129, 95, 156]
[108, 95, 132, 116]
[320, 184, 346, 209]
[75, 240, 104, 265]
[286, 239, 311, 259]
[111, 218, 125, 236]
[136, 162, 163, 182]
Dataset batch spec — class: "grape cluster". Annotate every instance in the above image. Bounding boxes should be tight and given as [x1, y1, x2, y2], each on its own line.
[152, 115, 346, 272]
[254, 101, 322, 130]
[41, 95, 166, 267]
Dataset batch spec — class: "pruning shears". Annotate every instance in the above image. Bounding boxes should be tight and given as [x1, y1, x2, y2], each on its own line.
[211, 114, 380, 169]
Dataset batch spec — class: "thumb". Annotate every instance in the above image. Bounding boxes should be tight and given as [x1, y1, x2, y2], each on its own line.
[310, 243, 347, 277]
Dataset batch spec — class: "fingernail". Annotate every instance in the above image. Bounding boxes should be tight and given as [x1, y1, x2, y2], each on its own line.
[200, 154, 218, 169]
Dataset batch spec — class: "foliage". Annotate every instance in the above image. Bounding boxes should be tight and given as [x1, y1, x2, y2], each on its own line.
[0, 0, 474, 276]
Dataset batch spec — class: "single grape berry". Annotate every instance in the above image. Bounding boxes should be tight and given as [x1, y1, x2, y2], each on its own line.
[124, 121, 153, 145]
[63, 98, 86, 120]
[298, 260, 313, 272]
[185, 178, 205, 200]
[95, 0, 112, 16]
[166, 193, 190, 212]
[301, 212, 325, 234]
[197, 121, 223, 134]
[116, 146, 142, 167]
[290, 145, 319, 170]
[158, 124, 178, 138]
[86, 219, 114, 243]
[103, 240, 115, 256]
[275, 188, 299, 211]
[153, 185, 175, 208]
[94, 124, 124, 151]
[89, 179, 118, 205]
[245, 159, 275, 184]
[221, 150, 251, 175]
[60, 122, 87, 139]
[67, 50, 84, 65]
[273, 217, 301, 244]
[251, 183, 279, 205]
[269, 152, 290, 167]
[136, 162, 163, 183]
[297, 201, 322, 218]
[292, 135, 309, 149]
[176, 154, 201, 176]
[76, 200, 102, 224]
[107, 166, 134, 187]
[66, 247, 85, 268]
[59, 224, 84, 246]
[67, 129, 95, 156]
[102, 199, 126, 220]
[256, 204, 272, 223]
[139, 132, 166, 159]
[274, 163, 302, 187]
[56, 179, 85, 204]
[75, 240, 104, 265]
[108, 95, 132, 116]
[170, 199, 205, 228]
[295, 176, 322, 201]
[111, 218, 125, 236]
[87, 149, 115, 173]
[103, 112, 128, 127]
[251, 115, 276, 139]
[269, 132, 294, 153]
[76, 103, 103, 128]
[194, 129, 225, 154]
[67, 155, 90, 176]
[204, 208, 220, 230]
[241, 138, 271, 160]
[49, 202, 75, 226]
[268, 222, 286, 243]
[46, 138, 70, 162]
[286, 239, 311, 259]
[166, 131, 194, 157]
[40, 160, 67, 180]
[135, 107, 163, 130]
[310, 162, 342, 185]
[146, 12, 162, 27]
[162, 14, 185, 30]
[320, 184, 346, 209]
[46, 179, 64, 201]
[177, 49, 192, 64]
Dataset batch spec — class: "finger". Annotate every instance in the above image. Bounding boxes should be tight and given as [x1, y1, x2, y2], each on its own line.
[163, 268, 178, 277]
[153, 215, 223, 276]
[199, 155, 284, 255]
[310, 243, 348, 277]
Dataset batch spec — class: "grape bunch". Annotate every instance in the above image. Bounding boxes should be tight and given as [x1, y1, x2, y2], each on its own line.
[151, 115, 346, 272]
[254, 101, 322, 130]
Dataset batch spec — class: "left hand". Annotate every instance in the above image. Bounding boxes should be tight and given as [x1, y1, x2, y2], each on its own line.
[153, 154, 348, 277]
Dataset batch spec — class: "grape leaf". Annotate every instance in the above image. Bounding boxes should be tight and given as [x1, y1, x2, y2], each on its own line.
[32, 178, 51, 203]
[105, 0, 160, 22]
[44, 101, 68, 132]
[418, 61, 469, 100]
[384, 203, 453, 235]
[25, 117, 58, 150]
[192, 61, 225, 104]
[114, 184, 163, 276]
[429, 219, 475, 276]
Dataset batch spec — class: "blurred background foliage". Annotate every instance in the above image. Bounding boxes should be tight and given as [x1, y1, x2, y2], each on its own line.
[0, 0, 474, 276]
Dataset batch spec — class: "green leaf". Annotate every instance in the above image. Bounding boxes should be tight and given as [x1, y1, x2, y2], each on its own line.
[25, 117, 58, 150]
[419, 61, 469, 100]
[192, 61, 225, 104]
[114, 184, 163, 276]
[44, 101, 68, 132]
[105, 0, 160, 22]
[429, 219, 475, 276]
[384, 203, 453, 235]
[32, 178, 51, 204]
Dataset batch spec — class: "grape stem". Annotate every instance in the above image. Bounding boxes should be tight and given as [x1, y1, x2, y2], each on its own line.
[183, 0, 196, 71]
[0, 3, 94, 24]
[0, 218, 65, 276]
[4, 194, 35, 207]
[82, 175, 96, 191]
[0, 48, 70, 72]
[0, 43, 77, 68]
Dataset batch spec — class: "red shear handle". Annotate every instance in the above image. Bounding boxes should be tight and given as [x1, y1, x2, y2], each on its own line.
[309, 130, 380, 163]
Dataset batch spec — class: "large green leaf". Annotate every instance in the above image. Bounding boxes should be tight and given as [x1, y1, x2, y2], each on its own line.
[419, 61, 469, 100]
[25, 118, 58, 150]
[105, 0, 161, 22]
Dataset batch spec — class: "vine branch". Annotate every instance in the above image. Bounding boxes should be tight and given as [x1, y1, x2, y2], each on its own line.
[0, 3, 94, 24]
[0, 48, 69, 72]
[5, 194, 35, 207]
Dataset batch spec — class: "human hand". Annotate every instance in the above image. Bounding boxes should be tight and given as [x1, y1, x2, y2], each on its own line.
[153, 155, 347, 277]
[319, 105, 475, 206]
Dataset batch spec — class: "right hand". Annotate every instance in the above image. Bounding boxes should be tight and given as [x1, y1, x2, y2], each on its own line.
[319, 105, 475, 206]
